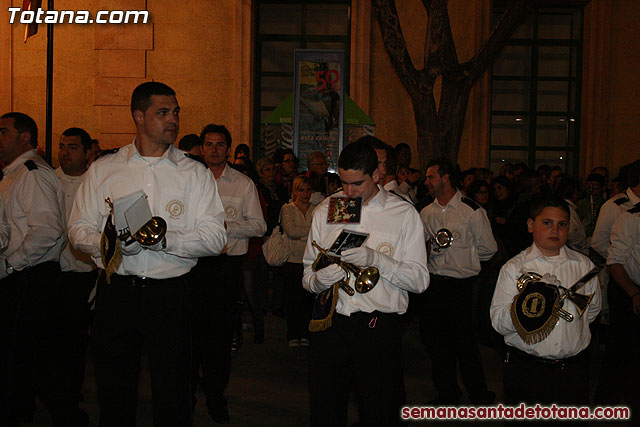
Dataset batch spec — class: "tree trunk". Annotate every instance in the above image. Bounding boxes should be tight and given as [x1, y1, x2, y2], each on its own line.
[372, 0, 535, 169]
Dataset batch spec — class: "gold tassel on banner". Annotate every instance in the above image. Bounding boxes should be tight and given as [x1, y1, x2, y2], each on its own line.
[308, 283, 340, 332]
[100, 198, 122, 284]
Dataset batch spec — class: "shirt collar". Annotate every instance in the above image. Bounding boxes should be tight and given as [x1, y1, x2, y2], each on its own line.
[218, 163, 235, 182]
[126, 138, 179, 167]
[436, 190, 463, 209]
[3, 149, 37, 176]
[524, 243, 572, 264]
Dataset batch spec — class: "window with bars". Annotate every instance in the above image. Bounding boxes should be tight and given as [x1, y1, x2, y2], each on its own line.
[254, 1, 351, 160]
[490, 7, 583, 176]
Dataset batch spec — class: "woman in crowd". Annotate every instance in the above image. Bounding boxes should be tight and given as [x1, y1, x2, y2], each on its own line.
[280, 176, 317, 347]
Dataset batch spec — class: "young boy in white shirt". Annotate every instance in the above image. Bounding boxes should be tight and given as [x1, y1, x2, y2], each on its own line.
[490, 196, 601, 405]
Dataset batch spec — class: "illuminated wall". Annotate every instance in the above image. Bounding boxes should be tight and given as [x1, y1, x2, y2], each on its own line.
[1, 0, 638, 175]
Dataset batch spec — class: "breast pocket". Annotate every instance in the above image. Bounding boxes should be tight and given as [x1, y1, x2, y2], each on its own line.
[162, 193, 189, 230]
[365, 231, 400, 259]
[222, 196, 243, 221]
[450, 222, 470, 248]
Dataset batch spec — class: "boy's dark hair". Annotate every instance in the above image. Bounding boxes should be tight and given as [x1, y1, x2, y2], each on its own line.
[529, 195, 570, 220]
[357, 135, 386, 151]
[426, 157, 459, 189]
[554, 175, 579, 200]
[200, 124, 232, 148]
[130, 82, 175, 115]
[62, 127, 92, 151]
[178, 134, 202, 151]
[338, 142, 377, 176]
[1, 112, 38, 147]
[585, 173, 605, 187]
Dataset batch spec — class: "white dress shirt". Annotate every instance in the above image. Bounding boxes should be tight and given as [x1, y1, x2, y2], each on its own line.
[280, 201, 315, 264]
[216, 164, 266, 256]
[490, 244, 601, 359]
[607, 210, 640, 285]
[591, 188, 640, 258]
[68, 143, 227, 279]
[566, 199, 590, 255]
[0, 149, 64, 272]
[0, 197, 11, 252]
[55, 168, 96, 273]
[302, 187, 429, 316]
[420, 190, 497, 278]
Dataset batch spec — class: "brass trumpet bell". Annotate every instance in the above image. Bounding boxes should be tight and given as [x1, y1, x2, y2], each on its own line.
[311, 240, 380, 295]
[134, 216, 167, 246]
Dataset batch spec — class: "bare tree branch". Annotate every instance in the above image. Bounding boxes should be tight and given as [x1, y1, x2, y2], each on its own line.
[425, 0, 459, 75]
[372, 0, 423, 91]
[466, 0, 537, 83]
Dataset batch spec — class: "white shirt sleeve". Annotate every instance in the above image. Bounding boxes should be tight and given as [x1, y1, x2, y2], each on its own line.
[591, 201, 619, 258]
[68, 165, 104, 259]
[490, 262, 519, 335]
[375, 208, 429, 293]
[224, 180, 267, 239]
[471, 208, 498, 261]
[7, 170, 64, 270]
[0, 198, 11, 252]
[164, 168, 227, 257]
[607, 212, 635, 269]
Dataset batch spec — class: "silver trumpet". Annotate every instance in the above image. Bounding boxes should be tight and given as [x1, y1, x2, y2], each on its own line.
[428, 228, 454, 254]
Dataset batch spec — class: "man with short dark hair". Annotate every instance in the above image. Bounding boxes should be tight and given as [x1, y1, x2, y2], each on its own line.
[68, 82, 227, 426]
[419, 157, 497, 405]
[196, 123, 266, 424]
[303, 141, 428, 426]
[0, 112, 66, 425]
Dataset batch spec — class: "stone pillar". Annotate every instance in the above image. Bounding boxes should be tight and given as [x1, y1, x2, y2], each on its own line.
[93, 0, 151, 149]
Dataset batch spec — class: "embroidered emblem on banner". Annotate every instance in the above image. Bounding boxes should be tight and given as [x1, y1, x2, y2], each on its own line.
[166, 200, 185, 219]
[376, 242, 394, 256]
[522, 292, 546, 318]
[225, 205, 237, 218]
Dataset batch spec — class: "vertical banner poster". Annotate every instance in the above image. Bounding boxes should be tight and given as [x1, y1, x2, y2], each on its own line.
[294, 50, 344, 172]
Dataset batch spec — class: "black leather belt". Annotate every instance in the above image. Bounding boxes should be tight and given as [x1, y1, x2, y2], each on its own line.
[110, 274, 185, 288]
[508, 346, 586, 368]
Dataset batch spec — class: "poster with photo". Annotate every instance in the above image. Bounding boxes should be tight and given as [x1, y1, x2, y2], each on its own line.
[294, 50, 344, 172]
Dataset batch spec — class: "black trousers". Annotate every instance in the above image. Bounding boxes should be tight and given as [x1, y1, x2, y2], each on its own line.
[190, 255, 242, 415]
[503, 347, 590, 405]
[92, 273, 192, 427]
[282, 262, 314, 340]
[419, 274, 489, 401]
[607, 277, 640, 422]
[0, 261, 64, 425]
[309, 311, 405, 427]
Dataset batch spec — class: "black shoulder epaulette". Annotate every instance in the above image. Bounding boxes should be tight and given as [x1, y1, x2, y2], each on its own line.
[628, 202, 640, 214]
[614, 196, 630, 206]
[184, 153, 208, 168]
[461, 196, 479, 211]
[101, 148, 119, 156]
[24, 160, 38, 171]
